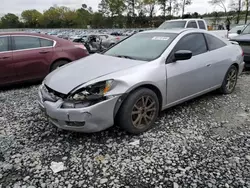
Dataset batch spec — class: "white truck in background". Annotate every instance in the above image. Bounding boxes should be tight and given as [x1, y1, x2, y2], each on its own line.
[158, 19, 228, 39]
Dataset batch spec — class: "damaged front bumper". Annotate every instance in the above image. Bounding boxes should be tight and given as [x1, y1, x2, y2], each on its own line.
[38, 85, 120, 133]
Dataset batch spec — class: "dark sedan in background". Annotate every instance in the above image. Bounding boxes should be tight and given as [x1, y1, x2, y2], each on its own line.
[230, 23, 250, 69]
[0, 32, 89, 86]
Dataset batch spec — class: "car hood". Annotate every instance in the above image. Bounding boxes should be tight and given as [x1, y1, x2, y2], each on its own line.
[45, 53, 146, 94]
[231, 34, 250, 42]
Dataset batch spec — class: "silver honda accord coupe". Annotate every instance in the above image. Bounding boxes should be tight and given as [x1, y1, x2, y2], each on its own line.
[38, 29, 245, 134]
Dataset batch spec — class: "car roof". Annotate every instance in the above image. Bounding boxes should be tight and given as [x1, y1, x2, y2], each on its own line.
[0, 32, 59, 40]
[141, 28, 202, 34]
[166, 19, 205, 22]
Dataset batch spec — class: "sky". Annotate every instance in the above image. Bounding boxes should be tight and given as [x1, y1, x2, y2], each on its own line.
[0, 0, 223, 16]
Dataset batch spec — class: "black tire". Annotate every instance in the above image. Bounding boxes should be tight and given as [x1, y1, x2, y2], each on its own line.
[116, 88, 159, 134]
[219, 65, 238, 94]
[50, 60, 69, 72]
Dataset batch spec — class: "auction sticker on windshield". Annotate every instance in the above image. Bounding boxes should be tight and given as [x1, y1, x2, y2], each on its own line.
[152, 37, 170, 41]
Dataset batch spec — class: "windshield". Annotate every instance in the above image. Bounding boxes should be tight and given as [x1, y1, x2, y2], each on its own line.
[230, 26, 245, 33]
[242, 24, 250, 34]
[104, 32, 177, 61]
[158, 21, 187, 29]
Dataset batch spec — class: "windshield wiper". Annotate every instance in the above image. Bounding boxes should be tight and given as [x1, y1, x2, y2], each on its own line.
[115, 55, 136, 60]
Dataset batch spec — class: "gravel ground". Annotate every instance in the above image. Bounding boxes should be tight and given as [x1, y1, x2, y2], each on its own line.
[0, 73, 250, 188]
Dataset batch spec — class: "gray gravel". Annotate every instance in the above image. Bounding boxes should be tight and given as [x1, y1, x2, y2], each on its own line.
[0, 73, 250, 188]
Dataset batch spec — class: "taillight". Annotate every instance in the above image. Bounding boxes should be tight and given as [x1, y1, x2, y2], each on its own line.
[242, 50, 244, 56]
[75, 44, 87, 50]
[116, 37, 120, 40]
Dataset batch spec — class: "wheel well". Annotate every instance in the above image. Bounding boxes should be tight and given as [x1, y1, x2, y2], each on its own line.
[232, 63, 239, 71]
[114, 84, 163, 118]
[139, 84, 163, 111]
[50, 58, 71, 71]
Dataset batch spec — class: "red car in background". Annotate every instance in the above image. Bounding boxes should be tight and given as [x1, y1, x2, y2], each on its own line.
[0, 32, 89, 86]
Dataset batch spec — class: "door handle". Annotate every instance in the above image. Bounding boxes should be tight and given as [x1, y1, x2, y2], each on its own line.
[206, 64, 211, 67]
[0, 56, 10, 60]
[39, 51, 49, 54]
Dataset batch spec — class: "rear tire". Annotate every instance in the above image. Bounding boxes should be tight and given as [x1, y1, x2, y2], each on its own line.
[219, 65, 238, 94]
[116, 88, 159, 134]
[50, 60, 69, 72]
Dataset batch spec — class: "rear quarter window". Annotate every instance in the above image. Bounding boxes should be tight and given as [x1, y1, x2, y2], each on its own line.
[198, 21, 206, 30]
[187, 21, 198, 28]
[205, 34, 226, 51]
[40, 38, 54, 47]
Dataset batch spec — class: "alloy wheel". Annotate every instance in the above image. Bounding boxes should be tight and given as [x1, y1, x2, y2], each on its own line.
[131, 96, 157, 129]
[226, 68, 237, 92]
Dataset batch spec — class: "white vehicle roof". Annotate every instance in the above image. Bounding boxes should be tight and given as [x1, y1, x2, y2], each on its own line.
[166, 19, 205, 22]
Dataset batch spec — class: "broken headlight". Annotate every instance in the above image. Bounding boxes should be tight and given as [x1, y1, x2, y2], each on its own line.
[69, 80, 114, 101]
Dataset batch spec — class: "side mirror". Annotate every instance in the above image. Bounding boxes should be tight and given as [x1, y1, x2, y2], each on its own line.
[174, 50, 192, 61]
[237, 30, 242, 34]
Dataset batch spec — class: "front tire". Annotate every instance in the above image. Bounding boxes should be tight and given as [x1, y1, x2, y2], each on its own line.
[116, 88, 159, 134]
[220, 65, 238, 94]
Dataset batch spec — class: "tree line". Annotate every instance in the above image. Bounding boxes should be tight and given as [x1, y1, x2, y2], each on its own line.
[0, 0, 250, 29]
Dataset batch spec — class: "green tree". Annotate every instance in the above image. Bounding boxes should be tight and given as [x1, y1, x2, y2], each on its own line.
[76, 7, 92, 28]
[0, 13, 22, 28]
[42, 7, 62, 27]
[21, 9, 42, 27]
[98, 0, 126, 17]
[91, 12, 105, 28]
[41, 6, 79, 28]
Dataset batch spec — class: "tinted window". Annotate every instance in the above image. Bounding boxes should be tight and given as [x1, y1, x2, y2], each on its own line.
[0, 37, 8, 52]
[104, 32, 177, 61]
[205, 34, 226, 51]
[198, 21, 206, 29]
[158, 21, 187, 29]
[40, 38, 54, 47]
[14, 36, 40, 50]
[174, 33, 207, 56]
[187, 21, 198, 28]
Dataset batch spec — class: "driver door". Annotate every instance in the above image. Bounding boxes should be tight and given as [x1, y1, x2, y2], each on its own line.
[166, 33, 213, 106]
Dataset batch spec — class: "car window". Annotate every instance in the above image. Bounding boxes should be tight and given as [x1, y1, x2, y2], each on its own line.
[242, 24, 250, 34]
[174, 33, 207, 56]
[158, 21, 187, 29]
[0, 37, 9, 52]
[187, 21, 198, 28]
[40, 38, 54, 47]
[14, 36, 40, 50]
[198, 21, 206, 30]
[104, 32, 177, 61]
[204, 34, 226, 51]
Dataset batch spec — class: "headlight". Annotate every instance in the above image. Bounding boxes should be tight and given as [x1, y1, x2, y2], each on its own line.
[69, 80, 114, 101]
